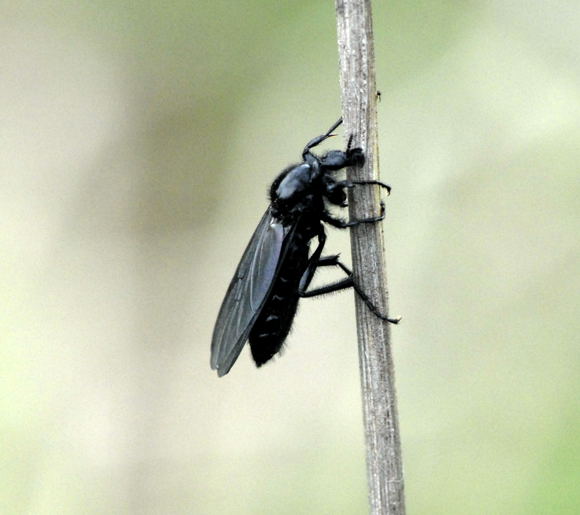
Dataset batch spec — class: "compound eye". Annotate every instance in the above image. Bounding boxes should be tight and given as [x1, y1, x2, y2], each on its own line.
[347, 148, 364, 166]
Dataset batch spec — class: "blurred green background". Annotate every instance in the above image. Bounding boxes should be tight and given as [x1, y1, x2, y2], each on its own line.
[1, 1, 579, 514]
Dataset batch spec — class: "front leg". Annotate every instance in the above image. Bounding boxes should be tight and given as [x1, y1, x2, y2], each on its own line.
[322, 201, 385, 229]
[350, 179, 391, 195]
[325, 178, 392, 209]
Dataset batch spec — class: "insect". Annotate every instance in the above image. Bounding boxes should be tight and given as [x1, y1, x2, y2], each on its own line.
[211, 118, 398, 376]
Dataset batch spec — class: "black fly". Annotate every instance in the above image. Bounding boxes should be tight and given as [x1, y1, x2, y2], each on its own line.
[211, 118, 398, 376]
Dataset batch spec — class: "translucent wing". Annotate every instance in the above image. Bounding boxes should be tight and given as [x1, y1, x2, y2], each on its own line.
[211, 208, 290, 376]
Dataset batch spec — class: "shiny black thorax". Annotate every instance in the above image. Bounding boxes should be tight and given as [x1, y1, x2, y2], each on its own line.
[248, 149, 360, 366]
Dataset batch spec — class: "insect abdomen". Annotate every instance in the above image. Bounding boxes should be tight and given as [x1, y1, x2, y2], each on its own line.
[248, 236, 309, 366]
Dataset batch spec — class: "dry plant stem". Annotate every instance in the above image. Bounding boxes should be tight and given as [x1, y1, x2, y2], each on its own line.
[335, 1, 406, 514]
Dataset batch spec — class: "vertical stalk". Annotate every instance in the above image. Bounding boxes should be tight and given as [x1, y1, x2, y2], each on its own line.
[335, 1, 406, 513]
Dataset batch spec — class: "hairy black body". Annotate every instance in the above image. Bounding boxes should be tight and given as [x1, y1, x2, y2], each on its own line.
[248, 228, 307, 366]
[211, 119, 398, 377]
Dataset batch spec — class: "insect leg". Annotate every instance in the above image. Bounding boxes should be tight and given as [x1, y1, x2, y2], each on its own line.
[299, 277, 354, 297]
[351, 179, 391, 195]
[334, 179, 391, 195]
[322, 201, 386, 228]
[298, 229, 327, 293]
[299, 256, 401, 324]
[316, 254, 351, 274]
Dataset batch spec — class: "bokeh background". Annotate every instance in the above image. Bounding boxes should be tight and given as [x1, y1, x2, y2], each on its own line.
[2, 1, 579, 513]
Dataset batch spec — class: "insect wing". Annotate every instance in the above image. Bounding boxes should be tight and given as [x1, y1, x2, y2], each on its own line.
[211, 208, 288, 376]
